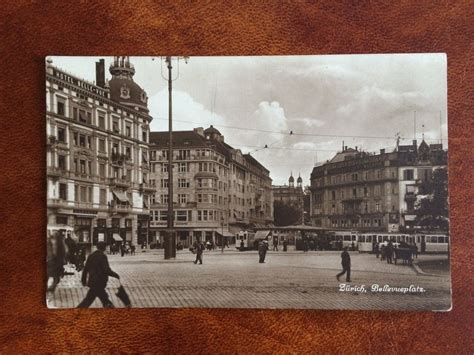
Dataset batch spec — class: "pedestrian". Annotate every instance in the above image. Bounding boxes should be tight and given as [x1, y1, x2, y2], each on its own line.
[130, 243, 136, 255]
[193, 240, 203, 264]
[120, 242, 125, 257]
[240, 240, 245, 251]
[283, 239, 288, 252]
[374, 243, 380, 258]
[413, 243, 418, 259]
[77, 241, 120, 308]
[380, 244, 386, 261]
[386, 241, 394, 264]
[47, 231, 67, 293]
[336, 246, 351, 282]
[258, 238, 269, 263]
[273, 236, 279, 251]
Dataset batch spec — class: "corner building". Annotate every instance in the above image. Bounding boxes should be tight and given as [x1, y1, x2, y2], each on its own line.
[309, 141, 447, 232]
[149, 126, 273, 247]
[46, 56, 153, 249]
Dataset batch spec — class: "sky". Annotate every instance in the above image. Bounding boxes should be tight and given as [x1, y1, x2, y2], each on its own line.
[50, 54, 448, 186]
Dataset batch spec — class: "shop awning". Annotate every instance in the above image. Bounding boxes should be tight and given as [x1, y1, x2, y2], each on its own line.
[113, 233, 123, 241]
[216, 229, 234, 238]
[255, 230, 271, 239]
[112, 190, 129, 203]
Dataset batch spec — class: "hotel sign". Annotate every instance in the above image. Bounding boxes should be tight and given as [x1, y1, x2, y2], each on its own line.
[53, 69, 108, 98]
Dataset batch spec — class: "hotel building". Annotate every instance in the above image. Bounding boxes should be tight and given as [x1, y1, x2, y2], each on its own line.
[46, 56, 153, 248]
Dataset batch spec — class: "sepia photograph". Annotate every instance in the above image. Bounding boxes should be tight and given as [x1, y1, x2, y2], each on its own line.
[46, 54, 450, 310]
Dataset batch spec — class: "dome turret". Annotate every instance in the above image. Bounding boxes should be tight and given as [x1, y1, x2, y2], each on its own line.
[108, 56, 149, 113]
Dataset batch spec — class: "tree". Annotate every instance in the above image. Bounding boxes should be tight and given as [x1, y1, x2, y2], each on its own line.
[415, 167, 449, 230]
[273, 200, 302, 226]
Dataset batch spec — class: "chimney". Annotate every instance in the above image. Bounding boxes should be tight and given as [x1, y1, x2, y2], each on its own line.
[380, 148, 385, 154]
[96, 59, 105, 88]
[412, 139, 417, 146]
[194, 127, 204, 137]
[355, 146, 358, 151]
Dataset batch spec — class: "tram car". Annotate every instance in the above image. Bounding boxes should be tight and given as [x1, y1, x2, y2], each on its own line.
[357, 232, 449, 253]
[236, 230, 273, 250]
[325, 231, 358, 250]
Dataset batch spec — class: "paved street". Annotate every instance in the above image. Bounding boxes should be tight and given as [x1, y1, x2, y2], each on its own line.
[48, 249, 451, 310]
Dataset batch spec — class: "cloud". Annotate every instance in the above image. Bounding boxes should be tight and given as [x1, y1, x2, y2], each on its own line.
[148, 89, 225, 132]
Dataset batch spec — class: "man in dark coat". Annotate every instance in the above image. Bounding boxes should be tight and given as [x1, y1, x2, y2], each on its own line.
[258, 238, 269, 263]
[336, 247, 351, 282]
[77, 242, 120, 308]
[193, 240, 204, 264]
[282, 239, 288, 252]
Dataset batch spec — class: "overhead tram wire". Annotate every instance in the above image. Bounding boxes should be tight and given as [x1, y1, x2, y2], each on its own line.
[150, 115, 448, 142]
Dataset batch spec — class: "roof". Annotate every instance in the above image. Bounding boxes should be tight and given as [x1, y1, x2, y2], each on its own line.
[244, 154, 269, 174]
[329, 148, 358, 163]
[108, 78, 148, 113]
[149, 130, 209, 148]
[204, 125, 221, 135]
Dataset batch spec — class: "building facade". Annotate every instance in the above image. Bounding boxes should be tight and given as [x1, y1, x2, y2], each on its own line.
[272, 173, 305, 224]
[46, 56, 153, 249]
[309, 141, 447, 232]
[148, 126, 273, 247]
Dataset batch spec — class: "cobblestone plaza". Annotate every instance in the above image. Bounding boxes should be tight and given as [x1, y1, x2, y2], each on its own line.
[48, 250, 451, 310]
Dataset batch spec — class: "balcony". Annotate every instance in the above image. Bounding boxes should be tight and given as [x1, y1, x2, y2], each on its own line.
[47, 198, 66, 208]
[139, 183, 156, 193]
[47, 135, 57, 147]
[47, 167, 65, 178]
[109, 200, 132, 213]
[110, 152, 127, 166]
[109, 177, 130, 188]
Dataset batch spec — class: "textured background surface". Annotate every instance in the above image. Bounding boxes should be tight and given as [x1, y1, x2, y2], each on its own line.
[0, 1, 473, 353]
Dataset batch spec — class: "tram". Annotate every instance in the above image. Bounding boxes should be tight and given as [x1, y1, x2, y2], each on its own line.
[357, 232, 449, 253]
[326, 231, 358, 250]
[236, 230, 272, 250]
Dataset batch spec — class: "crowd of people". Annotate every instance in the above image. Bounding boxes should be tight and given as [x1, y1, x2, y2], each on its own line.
[110, 241, 136, 257]
[374, 241, 418, 265]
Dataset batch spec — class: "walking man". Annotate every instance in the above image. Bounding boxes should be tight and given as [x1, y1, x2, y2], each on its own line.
[336, 246, 351, 282]
[193, 240, 204, 264]
[282, 239, 288, 252]
[273, 236, 279, 251]
[258, 238, 269, 263]
[77, 241, 120, 308]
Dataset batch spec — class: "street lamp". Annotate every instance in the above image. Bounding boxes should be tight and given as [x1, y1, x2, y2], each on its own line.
[161, 56, 189, 259]
[221, 215, 225, 253]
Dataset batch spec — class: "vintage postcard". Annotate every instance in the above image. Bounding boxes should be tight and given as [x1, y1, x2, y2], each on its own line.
[46, 54, 451, 310]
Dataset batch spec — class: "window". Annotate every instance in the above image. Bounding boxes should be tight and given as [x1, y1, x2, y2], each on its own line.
[352, 173, 358, 181]
[99, 163, 106, 178]
[97, 219, 106, 227]
[98, 138, 106, 153]
[57, 127, 66, 143]
[72, 107, 78, 120]
[150, 194, 156, 204]
[352, 188, 357, 197]
[112, 218, 121, 227]
[126, 169, 132, 181]
[142, 131, 147, 142]
[59, 183, 67, 200]
[159, 211, 167, 221]
[176, 210, 188, 222]
[58, 154, 66, 170]
[178, 179, 189, 188]
[364, 187, 368, 197]
[99, 188, 106, 205]
[125, 147, 131, 160]
[112, 118, 120, 133]
[161, 179, 168, 188]
[375, 201, 381, 212]
[178, 162, 188, 173]
[79, 134, 86, 147]
[161, 194, 169, 204]
[364, 201, 369, 213]
[331, 190, 336, 200]
[178, 194, 188, 203]
[125, 219, 133, 228]
[80, 160, 86, 174]
[403, 169, 414, 180]
[125, 125, 131, 137]
[56, 216, 68, 225]
[57, 99, 65, 116]
[98, 113, 105, 129]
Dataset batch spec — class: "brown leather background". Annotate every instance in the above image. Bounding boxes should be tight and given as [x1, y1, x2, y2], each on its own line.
[0, 1, 473, 353]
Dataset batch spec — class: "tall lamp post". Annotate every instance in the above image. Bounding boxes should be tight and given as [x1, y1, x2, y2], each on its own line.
[161, 56, 188, 259]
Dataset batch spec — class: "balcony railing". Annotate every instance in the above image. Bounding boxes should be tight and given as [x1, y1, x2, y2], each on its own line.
[109, 177, 130, 188]
[47, 167, 66, 178]
[404, 192, 417, 201]
[109, 200, 132, 212]
[139, 183, 156, 193]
